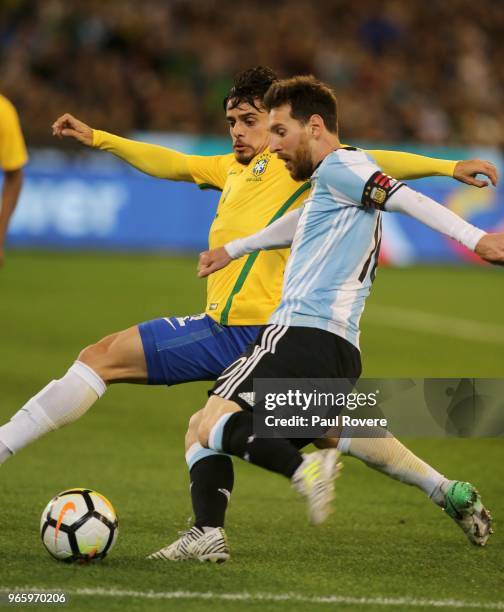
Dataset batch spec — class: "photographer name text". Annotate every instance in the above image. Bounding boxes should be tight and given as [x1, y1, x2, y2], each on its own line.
[264, 414, 387, 428]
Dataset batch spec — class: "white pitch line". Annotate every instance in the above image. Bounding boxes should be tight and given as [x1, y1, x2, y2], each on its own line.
[1, 587, 504, 610]
[365, 305, 504, 345]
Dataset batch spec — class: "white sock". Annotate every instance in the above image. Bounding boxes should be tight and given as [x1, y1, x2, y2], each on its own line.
[337, 426, 449, 506]
[0, 361, 106, 463]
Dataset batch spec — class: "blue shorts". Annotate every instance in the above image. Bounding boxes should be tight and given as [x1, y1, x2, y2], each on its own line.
[138, 314, 261, 385]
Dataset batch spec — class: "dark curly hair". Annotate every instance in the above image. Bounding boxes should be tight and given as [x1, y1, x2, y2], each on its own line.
[223, 66, 278, 111]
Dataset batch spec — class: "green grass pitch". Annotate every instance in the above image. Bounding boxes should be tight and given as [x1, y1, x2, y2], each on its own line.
[0, 252, 502, 612]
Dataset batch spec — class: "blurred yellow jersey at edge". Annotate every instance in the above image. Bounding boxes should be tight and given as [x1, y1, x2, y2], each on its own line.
[0, 94, 28, 171]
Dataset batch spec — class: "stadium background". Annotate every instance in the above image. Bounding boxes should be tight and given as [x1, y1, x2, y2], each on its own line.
[2, 0, 503, 258]
[1, 1, 503, 611]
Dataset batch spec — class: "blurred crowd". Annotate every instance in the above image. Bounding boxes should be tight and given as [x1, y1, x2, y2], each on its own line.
[1, 0, 503, 146]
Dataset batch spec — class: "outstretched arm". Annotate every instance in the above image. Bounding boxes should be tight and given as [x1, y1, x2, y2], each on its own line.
[324, 153, 502, 266]
[52, 113, 229, 187]
[52, 113, 194, 180]
[367, 150, 498, 187]
[198, 207, 303, 277]
[386, 186, 504, 265]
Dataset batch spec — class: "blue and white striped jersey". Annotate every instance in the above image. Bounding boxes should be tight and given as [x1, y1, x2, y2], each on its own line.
[269, 148, 403, 349]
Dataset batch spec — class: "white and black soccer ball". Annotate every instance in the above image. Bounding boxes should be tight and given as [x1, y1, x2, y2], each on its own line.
[40, 488, 118, 562]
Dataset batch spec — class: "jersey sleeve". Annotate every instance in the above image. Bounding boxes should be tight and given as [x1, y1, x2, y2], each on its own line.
[186, 154, 234, 191]
[386, 185, 485, 251]
[93, 130, 232, 190]
[319, 151, 405, 210]
[225, 206, 303, 258]
[364, 149, 457, 180]
[0, 97, 28, 171]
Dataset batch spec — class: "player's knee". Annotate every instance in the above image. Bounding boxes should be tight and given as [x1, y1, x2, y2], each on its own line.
[197, 402, 223, 447]
[185, 410, 203, 450]
[77, 335, 117, 381]
[78, 342, 101, 368]
[197, 417, 212, 448]
[197, 397, 239, 448]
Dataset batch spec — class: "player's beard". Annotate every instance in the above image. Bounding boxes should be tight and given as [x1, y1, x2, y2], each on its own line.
[233, 143, 257, 165]
[287, 138, 313, 181]
[234, 149, 255, 165]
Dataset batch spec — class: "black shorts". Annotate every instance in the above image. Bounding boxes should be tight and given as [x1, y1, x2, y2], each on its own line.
[210, 324, 362, 411]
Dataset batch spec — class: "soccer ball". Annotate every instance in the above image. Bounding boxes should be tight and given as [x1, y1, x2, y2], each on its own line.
[40, 488, 118, 562]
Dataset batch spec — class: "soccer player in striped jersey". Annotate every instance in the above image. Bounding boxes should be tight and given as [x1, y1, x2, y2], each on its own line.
[157, 76, 500, 562]
[0, 69, 496, 557]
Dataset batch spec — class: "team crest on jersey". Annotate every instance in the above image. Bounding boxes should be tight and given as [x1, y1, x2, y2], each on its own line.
[252, 156, 269, 177]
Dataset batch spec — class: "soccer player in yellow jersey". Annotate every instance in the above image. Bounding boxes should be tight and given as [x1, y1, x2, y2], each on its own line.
[0, 94, 28, 267]
[0, 68, 496, 550]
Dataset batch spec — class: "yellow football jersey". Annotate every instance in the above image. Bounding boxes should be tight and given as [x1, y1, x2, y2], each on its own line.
[188, 151, 309, 325]
[0, 94, 28, 171]
[93, 131, 457, 326]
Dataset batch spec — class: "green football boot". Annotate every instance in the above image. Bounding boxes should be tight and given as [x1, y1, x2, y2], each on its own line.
[444, 481, 493, 546]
